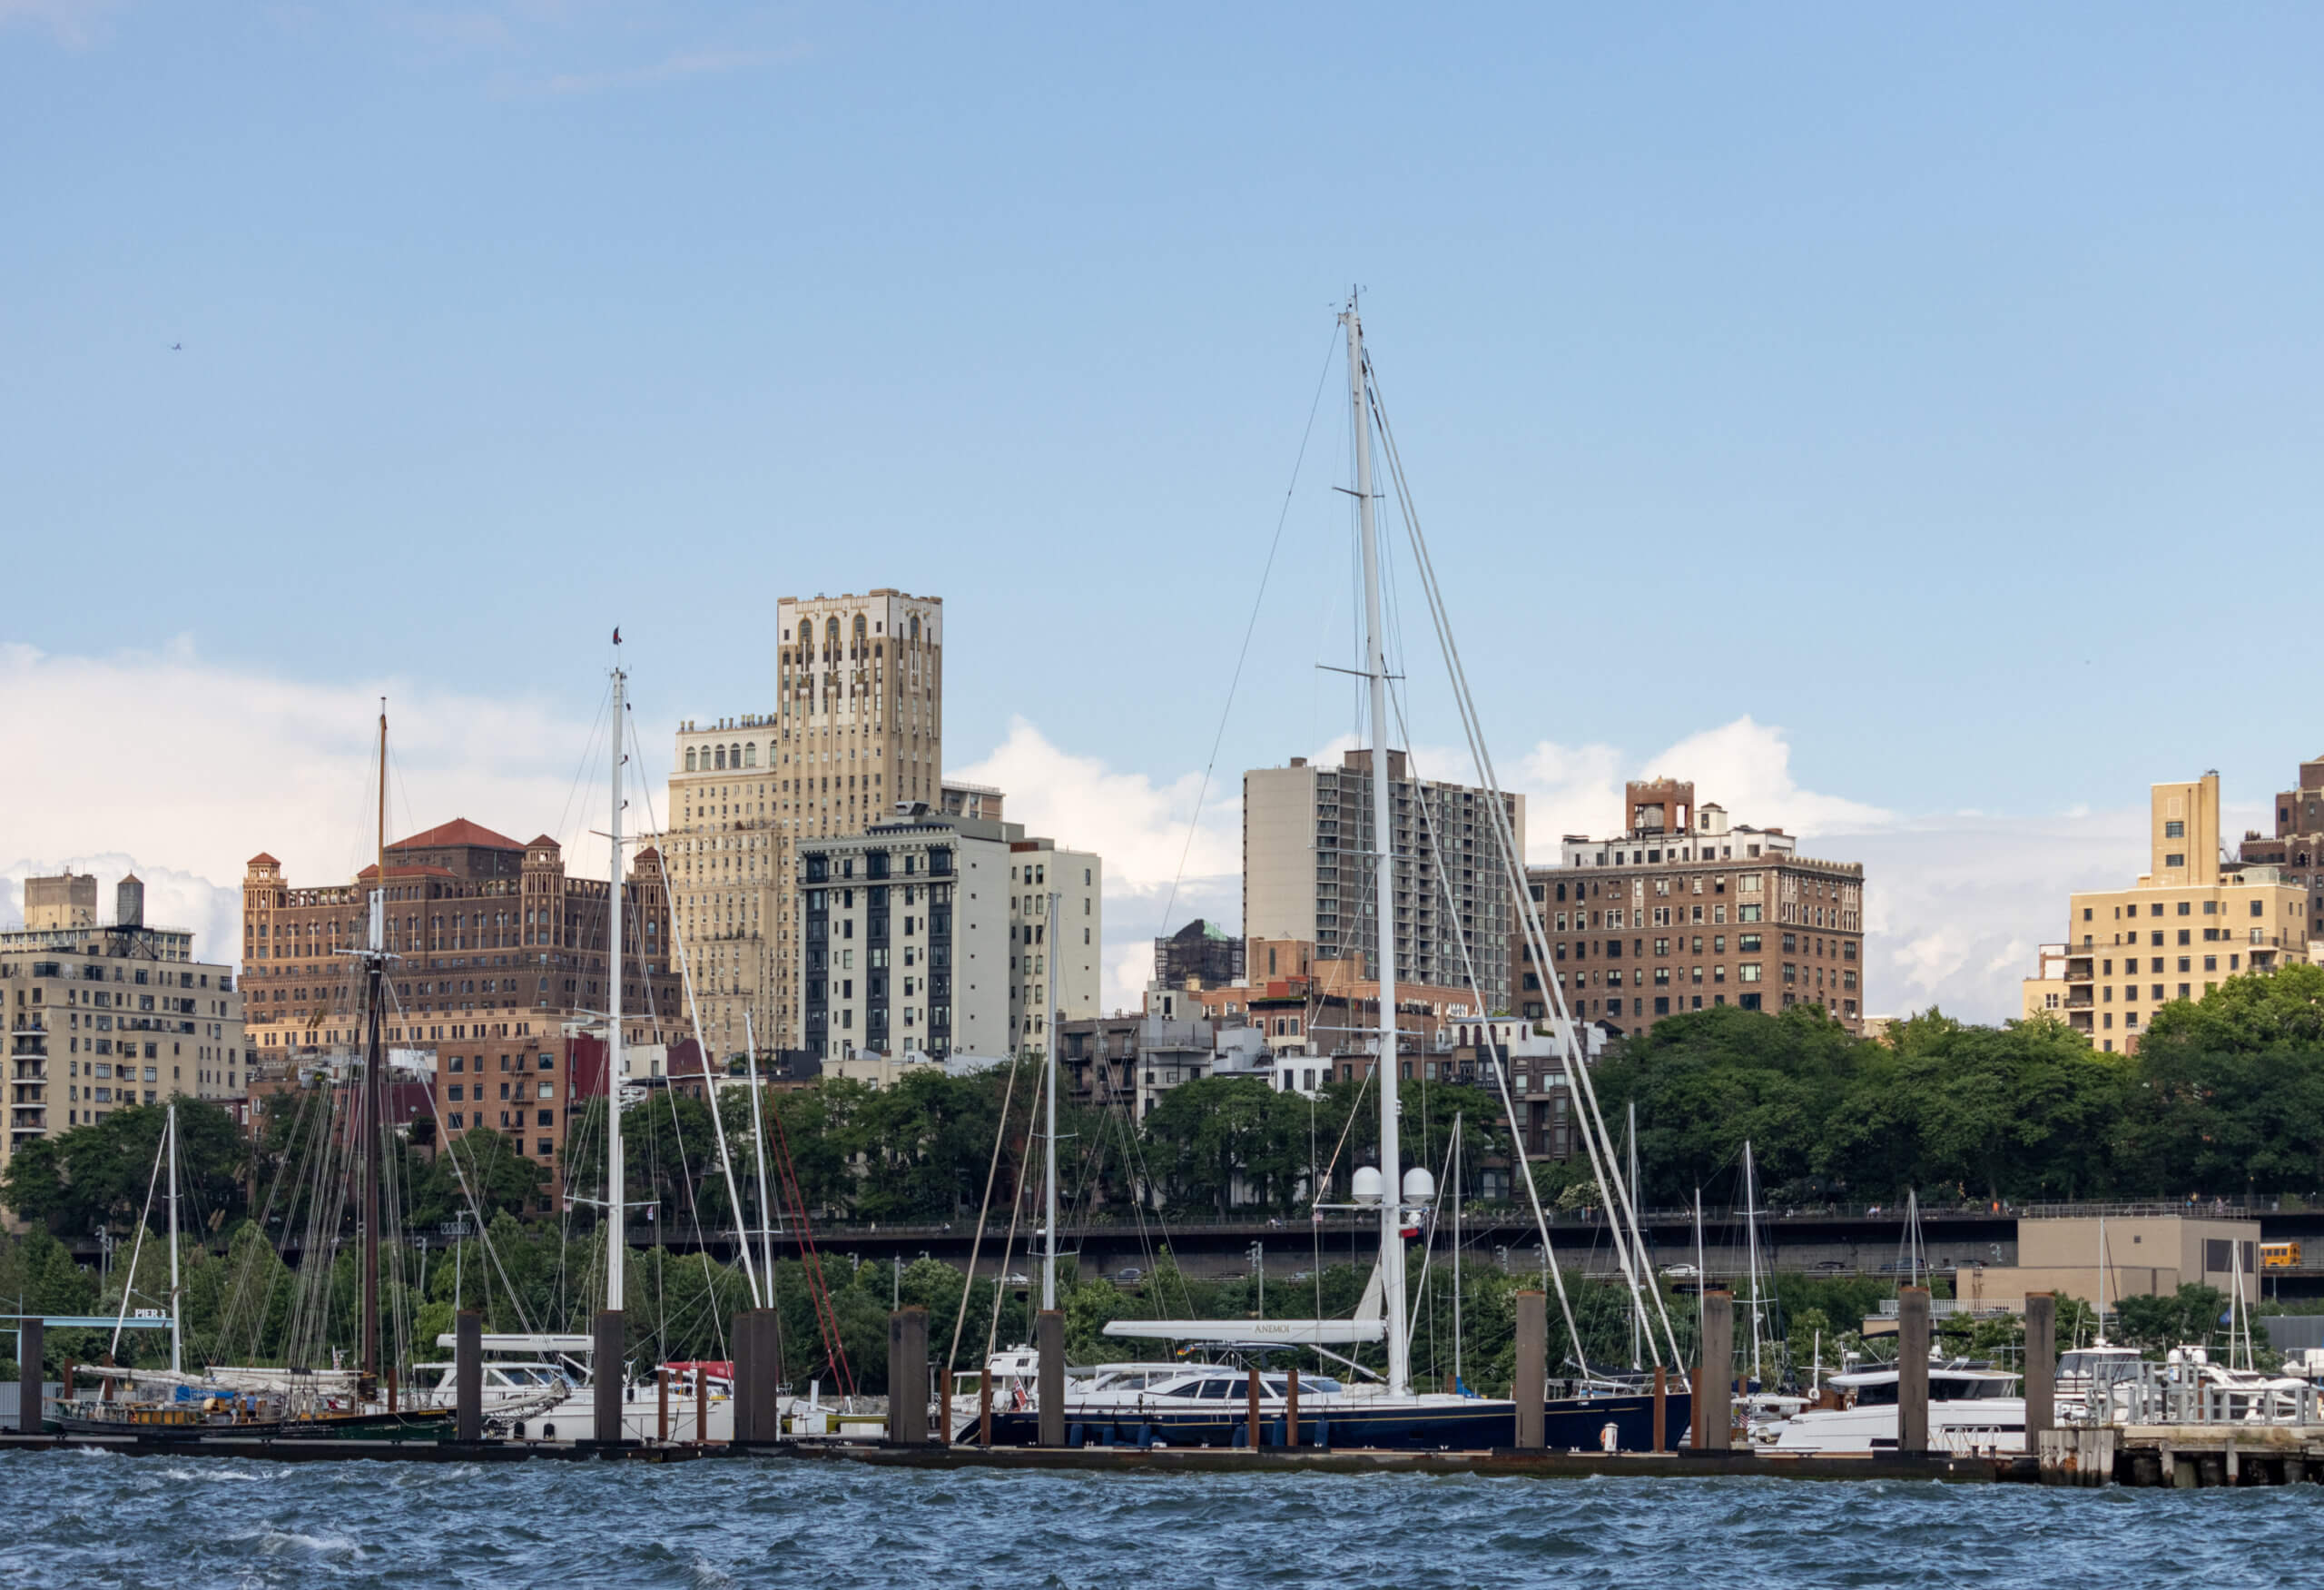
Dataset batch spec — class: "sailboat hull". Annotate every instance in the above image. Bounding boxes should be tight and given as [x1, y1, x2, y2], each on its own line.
[977, 1390, 1690, 1453]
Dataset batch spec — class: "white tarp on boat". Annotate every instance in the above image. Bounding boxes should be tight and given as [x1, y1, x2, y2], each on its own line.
[1101, 1318, 1385, 1345]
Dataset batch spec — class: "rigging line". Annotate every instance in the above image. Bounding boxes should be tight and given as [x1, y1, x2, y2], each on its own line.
[1386, 685, 1590, 1367]
[1152, 322, 1341, 943]
[625, 716, 749, 1348]
[553, 677, 618, 870]
[626, 709, 758, 1313]
[1367, 359, 1682, 1371]
[943, 1046, 1027, 1381]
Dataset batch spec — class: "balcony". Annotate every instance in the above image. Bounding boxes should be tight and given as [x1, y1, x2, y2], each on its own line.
[2064, 957, 2094, 983]
[2064, 990, 2093, 1009]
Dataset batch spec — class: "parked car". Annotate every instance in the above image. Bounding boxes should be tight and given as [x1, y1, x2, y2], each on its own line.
[1810, 1259, 1847, 1272]
[1002, 1272, 1029, 1287]
[1659, 1262, 1700, 1279]
[1114, 1267, 1145, 1284]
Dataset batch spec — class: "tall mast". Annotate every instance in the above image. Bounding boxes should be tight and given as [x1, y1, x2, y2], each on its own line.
[1041, 890, 1060, 1313]
[1627, 1101, 1641, 1371]
[361, 703, 387, 1385]
[1344, 295, 1409, 1397]
[1451, 1112, 1462, 1390]
[166, 1101, 181, 1377]
[744, 1013, 778, 1303]
[1743, 1141, 1762, 1389]
[607, 662, 626, 1313]
[2095, 1214, 2108, 1347]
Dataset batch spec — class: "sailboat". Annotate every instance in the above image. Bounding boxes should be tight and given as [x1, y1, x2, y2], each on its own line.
[972, 300, 1689, 1452]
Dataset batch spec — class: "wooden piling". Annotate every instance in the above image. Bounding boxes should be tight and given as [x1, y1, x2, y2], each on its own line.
[1246, 1367, 1261, 1449]
[16, 1318, 41, 1434]
[1036, 1310, 1065, 1448]
[592, 1310, 625, 1445]
[657, 1365, 669, 1445]
[733, 1309, 781, 1444]
[1700, 1290, 1733, 1451]
[1897, 1288, 1931, 1457]
[454, 1309, 482, 1444]
[1285, 1368, 1301, 1449]
[2023, 1292, 2055, 1445]
[1514, 1289, 1546, 1450]
[695, 1364, 708, 1447]
[979, 1367, 993, 1447]
[1652, 1365, 1668, 1454]
[890, 1308, 930, 1445]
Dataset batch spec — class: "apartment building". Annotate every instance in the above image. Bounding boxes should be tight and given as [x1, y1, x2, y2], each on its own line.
[1243, 749, 1526, 1012]
[940, 782, 1003, 822]
[799, 806, 1104, 1063]
[2235, 752, 2324, 923]
[1005, 835, 1102, 1054]
[1, 873, 247, 1165]
[1521, 779, 1868, 1034]
[659, 589, 946, 1054]
[240, 822, 683, 1170]
[2026, 773, 2308, 1053]
[799, 808, 1009, 1062]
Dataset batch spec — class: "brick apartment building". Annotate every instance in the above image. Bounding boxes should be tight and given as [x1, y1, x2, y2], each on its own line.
[1519, 779, 1866, 1036]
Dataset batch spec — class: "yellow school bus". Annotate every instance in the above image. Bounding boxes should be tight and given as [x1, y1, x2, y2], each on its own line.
[2261, 1240, 2300, 1270]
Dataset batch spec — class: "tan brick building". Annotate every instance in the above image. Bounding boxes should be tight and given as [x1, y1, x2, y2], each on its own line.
[2026, 772, 2308, 1054]
[1519, 778, 1867, 1036]
[2, 874, 247, 1164]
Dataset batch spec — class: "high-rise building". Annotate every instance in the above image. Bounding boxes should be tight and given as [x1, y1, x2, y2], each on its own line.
[1526, 778, 1867, 1035]
[2026, 773, 2309, 1053]
[1243, 749, 1525, 1012]
[1, 872, 248, 1164]
[660, 589, 944, 1054]
[2236, 753, 2324, 924]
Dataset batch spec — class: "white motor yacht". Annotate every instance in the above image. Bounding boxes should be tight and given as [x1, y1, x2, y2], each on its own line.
[1768, 1361, 2026, 1456]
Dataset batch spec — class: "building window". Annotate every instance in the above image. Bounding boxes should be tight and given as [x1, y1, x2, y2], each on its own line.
[2165, 820, 2185, 838]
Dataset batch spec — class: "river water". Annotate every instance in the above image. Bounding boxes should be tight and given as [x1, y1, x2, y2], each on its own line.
[5, 1448, 2310, 1588]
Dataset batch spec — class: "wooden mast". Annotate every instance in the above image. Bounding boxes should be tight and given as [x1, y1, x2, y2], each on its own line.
[361, 703, 388, 1388]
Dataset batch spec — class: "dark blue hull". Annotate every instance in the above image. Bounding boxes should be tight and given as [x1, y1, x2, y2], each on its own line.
[979, 1390, 1690, 1453]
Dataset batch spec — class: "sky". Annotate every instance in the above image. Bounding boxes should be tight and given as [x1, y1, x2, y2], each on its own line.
[5, 3, 2321, 1021]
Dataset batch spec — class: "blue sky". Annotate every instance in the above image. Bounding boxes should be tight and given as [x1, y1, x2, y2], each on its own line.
[5, 3, 2321, 1017]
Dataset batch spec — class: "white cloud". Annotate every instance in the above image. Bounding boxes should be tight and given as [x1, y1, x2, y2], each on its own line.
[0, 640, 612, 967]
[0, 642, 2200, 1029]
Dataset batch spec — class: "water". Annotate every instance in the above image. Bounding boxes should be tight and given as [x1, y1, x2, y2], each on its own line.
[5, 1448, 2314, 1588]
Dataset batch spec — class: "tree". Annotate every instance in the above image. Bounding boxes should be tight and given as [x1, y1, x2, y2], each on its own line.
[1, 1101, 250, 1237]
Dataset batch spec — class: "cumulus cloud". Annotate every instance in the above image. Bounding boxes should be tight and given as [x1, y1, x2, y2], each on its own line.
[0, 640, 614, 967]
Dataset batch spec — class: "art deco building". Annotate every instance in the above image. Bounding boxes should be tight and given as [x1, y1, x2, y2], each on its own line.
[659, 588, 943, 1056]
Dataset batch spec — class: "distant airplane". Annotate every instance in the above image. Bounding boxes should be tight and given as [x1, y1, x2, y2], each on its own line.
[169, 343, 182, 351]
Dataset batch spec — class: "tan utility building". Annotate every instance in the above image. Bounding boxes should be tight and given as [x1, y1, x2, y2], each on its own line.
[1523, 779, 1867, 1035]
[659, 589, 944, 1055]
[2026, 773, 2308, 1053]
[2, 873, 248, 1165]
[1955, 1214, 2260, 1313]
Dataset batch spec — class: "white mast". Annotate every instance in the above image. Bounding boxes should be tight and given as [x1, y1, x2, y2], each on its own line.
[744, 1013, 779, 1300]
[606, 661, 626, 1313]
[1041, 889, 1061, 1313]
[2094, 1214, 2109, 1347]
[1743, 1141, 1763, 1389]
[1345, 295, 1409, 1397]
[166, 1101, 182, 1378]
[1694, 1187, 1705, 1296]
[1627, 1101, 1642, 1371]
[1452, 1112, 1462, 1390]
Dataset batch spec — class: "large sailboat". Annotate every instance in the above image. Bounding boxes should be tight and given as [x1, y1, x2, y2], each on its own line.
[974, 300, 1690, 1453]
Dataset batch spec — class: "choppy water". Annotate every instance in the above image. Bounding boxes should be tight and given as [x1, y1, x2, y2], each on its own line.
[5, 1448, 2314, 1588]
